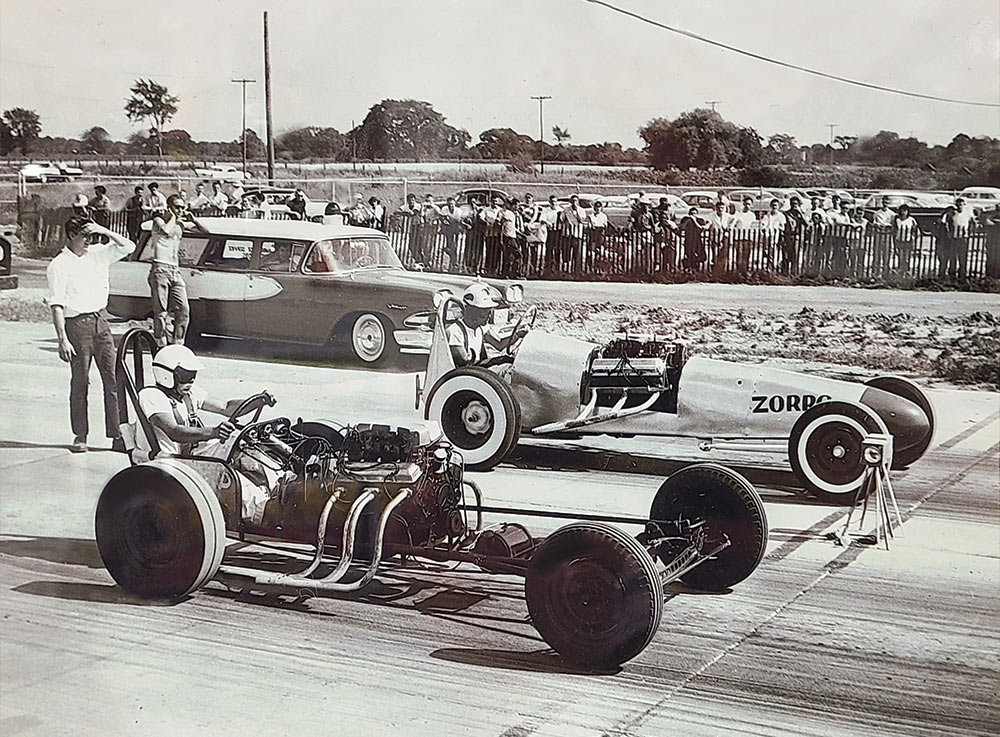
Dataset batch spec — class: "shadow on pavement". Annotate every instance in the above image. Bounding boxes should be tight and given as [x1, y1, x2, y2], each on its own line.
[0, 535, 104, 569]
[13, 580, 180, 606]
[431, 647, 620, 676]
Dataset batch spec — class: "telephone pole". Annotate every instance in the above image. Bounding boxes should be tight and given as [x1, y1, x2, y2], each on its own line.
[263, 11, 275, 184]
[827, 123, 838, 164]
[531, 95, 551, 174]
[231, 78, 256, 178]
[705, 100, 721, 112]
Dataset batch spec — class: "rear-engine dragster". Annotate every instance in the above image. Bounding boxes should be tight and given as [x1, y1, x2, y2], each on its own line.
[417, 284, 935, 504]
[96, 328, 768, 670]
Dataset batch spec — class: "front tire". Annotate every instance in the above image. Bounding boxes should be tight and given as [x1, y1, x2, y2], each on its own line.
[425, 366, 520, 470]
[526, 522, 663, 669]
[788, 400, 888, 504]
[95, 460, 226, 598]
[649, 463, 767, 590]
[865, 375, 935, 468]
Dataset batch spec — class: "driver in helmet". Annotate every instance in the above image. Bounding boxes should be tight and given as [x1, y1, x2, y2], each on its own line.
[447, 283, 528, 368]
[137, 344, 252, 458]
[133, 344, 273, 523]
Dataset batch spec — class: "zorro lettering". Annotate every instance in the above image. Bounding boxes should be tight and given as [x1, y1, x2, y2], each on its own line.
[751, 394, 832, 413]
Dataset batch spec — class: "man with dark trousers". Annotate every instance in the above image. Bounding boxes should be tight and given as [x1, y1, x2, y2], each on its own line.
[46, 216, 136, 452]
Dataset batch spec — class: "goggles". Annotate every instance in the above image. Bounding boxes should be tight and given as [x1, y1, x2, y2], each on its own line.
[174, 366, 198, 384]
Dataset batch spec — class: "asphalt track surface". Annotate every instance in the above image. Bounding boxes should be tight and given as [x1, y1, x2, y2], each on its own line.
[1, 321, 998, 737]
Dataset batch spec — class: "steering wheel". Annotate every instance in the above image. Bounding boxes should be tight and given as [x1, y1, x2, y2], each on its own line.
[354, 255, 375, 267]
[503, 304, 538, 354]
[228, 391, 277, 429]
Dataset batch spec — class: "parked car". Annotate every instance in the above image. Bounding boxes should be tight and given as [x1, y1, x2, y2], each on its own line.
[106, 217, 470, 364]
[194, 164, 247, 182]
[958, 186, 1000, 212]
[19, 162, 82, 182]
[237, 188, 329, 220]
[860, 191, 950, 233]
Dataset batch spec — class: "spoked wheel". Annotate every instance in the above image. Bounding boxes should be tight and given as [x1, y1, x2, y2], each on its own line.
[425, 366, 520, 470]
[649, 463, 768, 591]
[788, 400, 889, 504]
[95, 460, 226, 598]
[865, 375, 935, 468]
[526, 522, 662, 670]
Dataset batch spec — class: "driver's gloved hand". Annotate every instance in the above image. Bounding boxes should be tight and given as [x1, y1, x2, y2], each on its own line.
[214, 420, 236, 441]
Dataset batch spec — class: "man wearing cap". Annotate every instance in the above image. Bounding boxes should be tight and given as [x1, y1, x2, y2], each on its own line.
[89, 185, 111, 227]
[143, 182, 167, 218]
[47, 216, 136, 452]
[447, 283, 527, 369]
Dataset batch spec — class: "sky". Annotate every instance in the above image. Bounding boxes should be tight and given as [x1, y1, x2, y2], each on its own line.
[1, 0, 998, 150]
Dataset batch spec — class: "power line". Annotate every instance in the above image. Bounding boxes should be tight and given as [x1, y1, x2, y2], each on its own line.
[584, 0, 1000, 108]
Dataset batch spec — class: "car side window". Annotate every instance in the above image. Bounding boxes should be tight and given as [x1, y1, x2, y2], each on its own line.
[257, 240, 306, 273]
[135, 234, 206, 265]
[201, 238, 252, 271]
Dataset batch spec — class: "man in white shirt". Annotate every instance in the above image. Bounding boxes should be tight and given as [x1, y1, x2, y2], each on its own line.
[941, 197, 976, 280]
[209, 182, 230, 212]
[730, 198, 757, 274]
[143, 182, 167, 218]
[135, 344, 272, 523]
[446, 283, 527, 369]
[47, 216, 136, 452]
[188, 182, 211, 212]
[758, 199, 786, 268]
[148, 194, 190, 347]
[540, 195, 562, 275]
[559, 194, 586, 272]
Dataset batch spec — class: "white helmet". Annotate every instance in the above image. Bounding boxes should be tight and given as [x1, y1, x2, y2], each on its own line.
[462, 283, 500, 309]
[152, 344, 204, 389]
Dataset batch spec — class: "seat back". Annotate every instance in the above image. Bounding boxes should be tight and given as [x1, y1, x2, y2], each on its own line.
[115, 328, 161, 462]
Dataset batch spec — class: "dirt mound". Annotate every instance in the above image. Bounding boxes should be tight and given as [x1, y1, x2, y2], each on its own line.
[534, 302, 1000, 390]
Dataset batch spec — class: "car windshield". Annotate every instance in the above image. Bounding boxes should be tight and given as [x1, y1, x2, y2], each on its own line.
[305, 237, 402, 273]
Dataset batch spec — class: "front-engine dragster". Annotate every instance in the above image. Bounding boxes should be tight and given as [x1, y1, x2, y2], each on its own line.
[417, 285, 935, 504]
[95, 328, 768, 670]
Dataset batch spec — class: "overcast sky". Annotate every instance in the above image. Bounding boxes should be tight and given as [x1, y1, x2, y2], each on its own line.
[1, 0, 998, 149]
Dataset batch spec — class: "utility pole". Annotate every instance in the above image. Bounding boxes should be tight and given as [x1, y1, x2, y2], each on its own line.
[231, 78, 256, 178]
[263, 11, 275, 184]
[531, 95, 551, 174]
[705, 100, 720, 112]
[827, 123, 838, 165]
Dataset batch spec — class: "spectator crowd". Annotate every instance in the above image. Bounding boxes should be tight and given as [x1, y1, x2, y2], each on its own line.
[65, 180, 1000, 282]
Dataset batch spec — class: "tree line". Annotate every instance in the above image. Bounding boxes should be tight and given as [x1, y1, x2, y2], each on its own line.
[2, 79, 998, 186]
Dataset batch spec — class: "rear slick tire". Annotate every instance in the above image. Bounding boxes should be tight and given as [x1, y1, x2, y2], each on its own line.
[526, 522, 662, 670]
[649, 463, 767, 591]
[95, 460, 226, 598]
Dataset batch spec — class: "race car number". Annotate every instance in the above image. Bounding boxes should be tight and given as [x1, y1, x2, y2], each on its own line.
[751, 393, 831, 414]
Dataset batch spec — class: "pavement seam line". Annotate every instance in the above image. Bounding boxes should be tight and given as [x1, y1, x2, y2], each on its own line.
[937, 410, 1000, 450]
[603, 569, 837, 737]
[605, 444, 999, 737]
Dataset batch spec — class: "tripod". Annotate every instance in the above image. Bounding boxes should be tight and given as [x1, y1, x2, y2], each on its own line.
[834, 434, 903, 550]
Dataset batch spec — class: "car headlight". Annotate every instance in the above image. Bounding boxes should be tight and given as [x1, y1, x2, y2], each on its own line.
[403, 311, 435, 330]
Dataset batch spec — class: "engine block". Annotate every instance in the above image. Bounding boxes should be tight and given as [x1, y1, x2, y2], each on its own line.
[587, 335, 685, 391]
